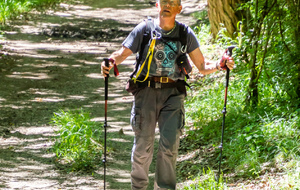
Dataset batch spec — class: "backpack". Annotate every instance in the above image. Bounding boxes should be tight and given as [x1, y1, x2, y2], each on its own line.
[130, 17, 192, 79]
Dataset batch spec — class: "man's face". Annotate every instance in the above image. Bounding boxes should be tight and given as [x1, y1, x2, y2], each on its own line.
[156, 0, 182, 18]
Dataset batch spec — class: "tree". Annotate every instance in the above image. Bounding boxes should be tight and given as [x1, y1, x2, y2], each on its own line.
[286, 0, 300, 102]
[207, 0, 300, 108]
[207, 0, 247, 39]
[241, 0, 300, 107]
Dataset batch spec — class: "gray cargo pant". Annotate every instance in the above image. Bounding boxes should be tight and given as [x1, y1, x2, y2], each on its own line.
[130, 86, 185, 190]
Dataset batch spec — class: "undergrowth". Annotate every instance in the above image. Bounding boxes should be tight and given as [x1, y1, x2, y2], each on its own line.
[51, 109, 103, 172]
[182, 169, 226, 190]
[179, 3, 300, 189]
[0, 0, 65, 24]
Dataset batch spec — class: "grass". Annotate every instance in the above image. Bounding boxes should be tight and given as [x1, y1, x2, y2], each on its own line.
[182, 169, 227, 190]
[51, 109, 103, 172]
[180, 63, 300, 188]
[0, 0, 64, 24]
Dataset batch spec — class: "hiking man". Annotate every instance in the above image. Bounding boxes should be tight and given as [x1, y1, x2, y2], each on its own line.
[101, 0, 235, 189]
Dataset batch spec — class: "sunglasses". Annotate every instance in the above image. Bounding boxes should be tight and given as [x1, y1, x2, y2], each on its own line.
[159, 0, 179, 7]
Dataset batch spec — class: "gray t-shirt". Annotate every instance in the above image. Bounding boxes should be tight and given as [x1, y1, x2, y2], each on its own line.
[122, 19, 200, 80]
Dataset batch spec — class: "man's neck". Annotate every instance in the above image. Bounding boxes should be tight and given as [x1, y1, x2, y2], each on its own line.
[158, 17, 176, 31]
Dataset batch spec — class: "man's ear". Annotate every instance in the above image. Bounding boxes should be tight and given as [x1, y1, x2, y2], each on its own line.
[177, 5, 182, 13]
[156, 2, 158, 7]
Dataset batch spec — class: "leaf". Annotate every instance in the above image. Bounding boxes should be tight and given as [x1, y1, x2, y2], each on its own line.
[246, 136, 252, 141]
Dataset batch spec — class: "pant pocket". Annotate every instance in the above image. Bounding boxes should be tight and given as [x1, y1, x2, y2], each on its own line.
[131, 107, 142, 135]
[179, 106, 185, 135]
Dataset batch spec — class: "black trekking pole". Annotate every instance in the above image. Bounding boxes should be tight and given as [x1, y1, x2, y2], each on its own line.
[102, 58, 119, 190]
[103, 58, 109, 190]
[217, 46, 235, 182]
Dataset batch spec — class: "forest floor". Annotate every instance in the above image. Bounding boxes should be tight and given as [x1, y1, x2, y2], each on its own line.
[0, 0, 206, 189]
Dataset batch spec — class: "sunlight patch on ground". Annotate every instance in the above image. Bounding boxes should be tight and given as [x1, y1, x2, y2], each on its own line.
[91, 116, 115, 122]
[52, 12, 73, 17]
[0, 104, 32, 109]
[177, 149, 200, 162]
[31, 97, 65, 102]
[24, 141, 53, 151]
[28, 62, 69, 68]
[78, 60, 100, 65]
[67, 95, 86, 100]
[18, 88, 62, 96]
[7, 126, 55, 137]
[18, 165, 48, 170]
[7, 180, 58, 189]
[110, 138, 131, 143]
[2, 40, 107, 57]
[85, 73, 102, 79]
[0, 137, 20, 147]
[6, 72, 52, 80]
[59, 3, 93, 11]
[66, 7, 156, 25]
[106, 168, 131, 178]
[115, 178, 131, 183]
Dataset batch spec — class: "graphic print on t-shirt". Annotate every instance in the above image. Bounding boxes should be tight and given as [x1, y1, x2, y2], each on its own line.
[154, 41, 178, 76]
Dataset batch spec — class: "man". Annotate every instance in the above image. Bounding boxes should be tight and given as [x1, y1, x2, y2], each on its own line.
[101, 0, 234, 189]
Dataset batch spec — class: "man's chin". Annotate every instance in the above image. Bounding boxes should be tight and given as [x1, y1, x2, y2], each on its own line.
[161, 12, 172, 17]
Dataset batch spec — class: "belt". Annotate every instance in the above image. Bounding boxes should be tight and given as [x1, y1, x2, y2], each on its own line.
[136, 78, 183, 89]
[149, 76, 175, 83]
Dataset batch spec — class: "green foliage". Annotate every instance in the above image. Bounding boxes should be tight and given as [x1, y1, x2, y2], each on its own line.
[182, 0, 300, 186]
[191, 9, 212, 46]
[193, 24, 212, 46]
[236, 0, 299, 107]
[184, 72, 300, 174]
[182, 168, 226, 190]
[51, 109, 103, 172]
[0, 0, 63, 24]
[191, 10, 209, 26]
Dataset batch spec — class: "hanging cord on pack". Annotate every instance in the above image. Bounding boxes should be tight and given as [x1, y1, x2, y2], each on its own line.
[133, 31, 160, 83]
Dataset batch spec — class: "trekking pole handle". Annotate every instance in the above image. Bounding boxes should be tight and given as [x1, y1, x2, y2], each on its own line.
[226, 46, 236, 57]
[103, 58, 110, 102]
[103, 58, 110, 78]
[103, 58, 119, 77]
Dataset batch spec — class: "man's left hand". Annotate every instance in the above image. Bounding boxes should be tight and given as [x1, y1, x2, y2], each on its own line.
[220, 53, 235, 70]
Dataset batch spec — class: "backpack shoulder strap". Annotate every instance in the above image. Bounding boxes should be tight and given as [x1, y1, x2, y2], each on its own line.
[130, 17, 155, 78]
[178, 22, 188, 53]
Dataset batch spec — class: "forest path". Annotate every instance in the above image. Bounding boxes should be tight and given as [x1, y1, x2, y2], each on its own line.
[0, 1, 204, 189]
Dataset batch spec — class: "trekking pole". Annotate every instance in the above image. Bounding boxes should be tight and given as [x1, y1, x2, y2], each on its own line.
[217, 46, 235, 181]
[103, 58, 109, 190]
[102, 58, 119, 190]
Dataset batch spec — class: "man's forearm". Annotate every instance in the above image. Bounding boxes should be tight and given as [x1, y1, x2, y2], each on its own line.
[109, 46, 133, 65]
[196, 60, 219, 75]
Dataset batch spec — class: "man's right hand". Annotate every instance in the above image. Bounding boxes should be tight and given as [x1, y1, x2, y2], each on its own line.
[101, 60, 113, 77]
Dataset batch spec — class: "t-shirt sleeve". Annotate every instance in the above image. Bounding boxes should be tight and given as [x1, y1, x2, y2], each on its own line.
[186, 26, 200, 54]
[122, 22, 147, 54]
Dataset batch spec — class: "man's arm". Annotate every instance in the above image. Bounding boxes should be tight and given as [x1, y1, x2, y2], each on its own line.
[101, 46, 133, 77]
[189, 47, 235, 75]
[188, 48, 218, 75]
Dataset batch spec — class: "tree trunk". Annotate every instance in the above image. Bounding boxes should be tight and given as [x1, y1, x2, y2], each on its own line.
[207, 0, 247, 39]
[286, 0, 300, 103]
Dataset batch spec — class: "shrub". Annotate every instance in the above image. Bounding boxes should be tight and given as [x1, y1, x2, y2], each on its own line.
[51, 109, 103, 171]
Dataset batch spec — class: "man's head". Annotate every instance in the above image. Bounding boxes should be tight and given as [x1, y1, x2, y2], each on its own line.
[156, 0, 182, 19]
[156, 0, 181, 5]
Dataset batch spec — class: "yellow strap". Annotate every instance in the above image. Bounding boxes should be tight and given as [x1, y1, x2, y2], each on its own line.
[133, 38, 156, 83]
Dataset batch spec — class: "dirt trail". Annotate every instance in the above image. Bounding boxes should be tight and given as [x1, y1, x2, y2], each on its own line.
[0, 1, 204, 189]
